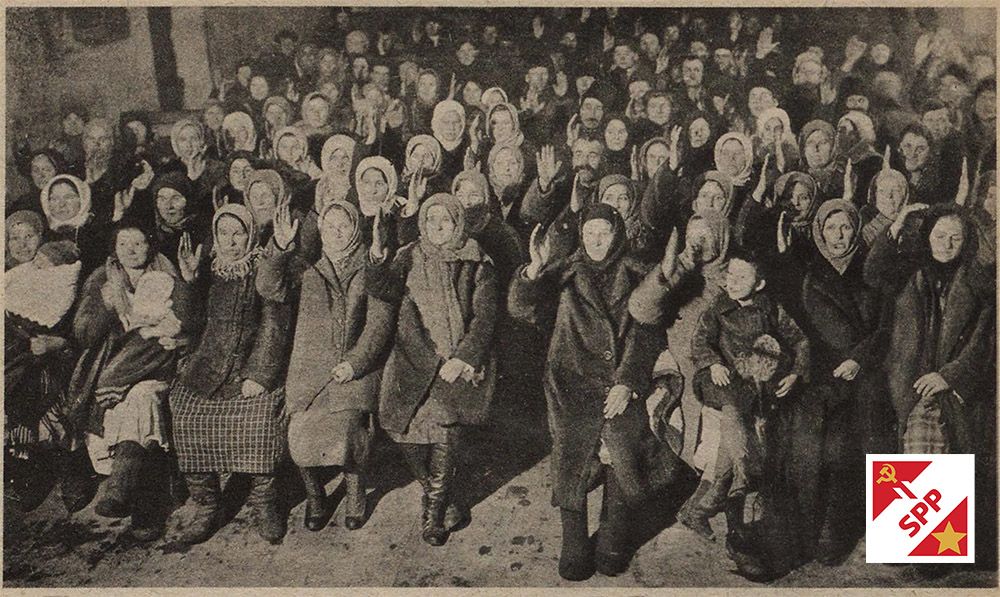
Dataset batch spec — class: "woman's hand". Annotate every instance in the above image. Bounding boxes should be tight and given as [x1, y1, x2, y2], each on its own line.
[842, 158, 854, 203]
[833, 359, 861, 381]
[468, 113, 483, 153]
[630, 145, 640, 181]
[710, 363, 731, 386]
[669, 125, 682, 171]
[914, 372, 949, 400]
[331, 361, 355, 383]
[370, 209, 388, 261]
[242, 379, 266, 398]
[775, 373, 799, 398]
[774, 138, 786, 173]
[889, 202, 930, 240]
[177, 232, 204, 283]
[112, 186, 136, 222]
[30, 335, 66, 356]
[565, 113, 580, 148]
[272, 203, 300, 251]
[525, 223, 552, 280]
[185, 145, 207, 180]
[535, 145, 562, 192]
[954, 156, 969, 206]
[604, 384, 633, 419]
[407, 172, 428, 215]
[752, 154, 771, 203]
[439, 358, 469, 383]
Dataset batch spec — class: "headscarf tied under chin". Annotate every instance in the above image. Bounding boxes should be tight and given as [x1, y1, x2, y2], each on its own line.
[687, 209, 731, 270]
[485, 102, 525, 148]
[354, 156, 399, 217]
[690, 170, 735, 217]
[40, 174, 92, 231]
[222, 111, 258, 152]
[812, 199, 861, 275]
[774, 171, 820, 229]
[211, 202, 262, 280]
[170, 118, 205, 159]
[5, 210, 46, 266]
[597, 174, 642, 243]
[404, 134, 443, 179]
[319, 200, 362, 268]
[713, 132, 753, 181]
[571, 202, 628, 273]
[432, 100, 467, 152]
[408, 193, 485, 359]
[452, 169, 492, 234]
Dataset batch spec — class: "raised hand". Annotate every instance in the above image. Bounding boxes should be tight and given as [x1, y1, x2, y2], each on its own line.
[569, 170, 585, 212]
[331, 361, 355, 384]
[526, 223, 552, 279]
[286, 80, 300, 104]
[407, 171, 428, 214]
[630, 145, 640, 181]
[955, 156, 970, 206]
[655, 47, 670, 74]
[448, 73, 457, 100]
[553, 71, 569, 97]
[753, 154, 771, 203]
[370, 208, 387, 260]
[756, 26, 779, 59]
[775, 137, 786, 173]
[112, 186, 136, 222]
[468, 113, 483, 152]
[819, 74, 837, 106]
[464, 146, 477, 171]
[565, 113, 580, 148]
[177, 232, 204, 283]
[272, 202, 300, 250]
[212, 185, 228, 212]
[843, 36, 868, 68]
[777, 210, 791, 253]
[660, 227, 680, 278]
[132, 159, 155, 191]
[669, 125, 682, 171]
[535, 145, 562, 192]
[363, 109, 378, 145]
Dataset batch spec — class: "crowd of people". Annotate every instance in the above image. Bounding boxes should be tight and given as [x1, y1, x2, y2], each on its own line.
[5, 7, 997, 583]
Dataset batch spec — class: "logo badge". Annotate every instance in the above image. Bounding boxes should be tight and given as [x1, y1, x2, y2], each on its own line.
[866, 454, 975, 563]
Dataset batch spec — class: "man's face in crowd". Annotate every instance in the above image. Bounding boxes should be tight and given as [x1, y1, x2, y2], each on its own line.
[63, 112, 85, 137]
[682, 58, 704, 88]
[644, 142, 669, 177]
[804, 130, 833, 169]
[714, 49, 734, 72]
[30, 154, 57, 190]
[399, 61, 419, 85]
[458, 42, 478, 66]
[639, 33, 660, 60]
[417, 73, 439, 103]
[922, 108, 952, 141]
[580, 97, 604, 129]
[249, 75, 269, 100]
[318, 52, 339, 77]
[689, 41, 709, 61]
[846, 94, 869, 112]
[646, 95, 672, 126]
[900, 132, 930, 173]
[371, 65, 390, 90]
[870, 43, 891, 66]
[663, 25, 681, 45]
[613, 46, 638, 71]
[526, 66, 549, 91]
[425, 20, 441, 37]
[297, 44, 318, 72]
[279, 36, 296, 56]
[561, 32, 578, 50]
[572, 138, 603, 171]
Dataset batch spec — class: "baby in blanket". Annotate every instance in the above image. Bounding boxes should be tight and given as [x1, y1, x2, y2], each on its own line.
[126, 270, 182, 340]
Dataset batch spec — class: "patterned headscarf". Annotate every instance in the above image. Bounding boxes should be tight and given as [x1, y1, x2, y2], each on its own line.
[812, 198, 861, 274]
[485, 102, 524, 148]
[211, 202, 261, 280]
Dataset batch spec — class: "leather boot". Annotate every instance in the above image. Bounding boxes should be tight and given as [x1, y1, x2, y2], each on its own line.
[595, 471, 632, 576]
[678, 479, 717, 541]
[422, 442, 453, 546]
[95, 441, 145, 518]
[130, 444, 170, 542]
[398, 443, 430, 487]
[559, 507, 595, 581]
[343, 471, 366, 530]
[299, 467, 330, 532]
[59, 446, 98, 514]
[176, 472, 224, 545]
[249, 474, 286, 544]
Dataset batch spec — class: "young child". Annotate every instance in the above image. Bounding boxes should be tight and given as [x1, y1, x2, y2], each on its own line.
[127, 270, 182, 340]
[681, 249, 809, 545]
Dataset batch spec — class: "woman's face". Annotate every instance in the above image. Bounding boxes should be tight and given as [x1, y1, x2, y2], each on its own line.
[247, 182, 277, 225]
[30, 154, 57, 190]
[175, 124, 203, 160]
[748, 87, 775, 117]
[582, 218, 615, 261]
[48, 181, 82, 223]
[929, 215, 965, 264]
[689, 118, 710, 148]
[249, 76, 270, 101]
[321, 208, 356, 255]
[407, 143, 435, 173]
[276, 134, 304, 165]
[215, 215, 250, 262]
[492, 148, 521, 185]
[204, 105, 225, 131]
[694, 180, 727, 213]
[417, 73, 439, 104]
[425, 204, 457, 246]
[870, 43, 891, 66]
[7, 222, 41, 264]
[600, 183, 631, 217]
[358, 167, 389, 206]
[900, 132, 930, 173]
[455, 180, 486, 209]
[327, 148, 352, 178]
[156, 187, 187, 226]
[604, 119, 629, 152]
[644, 142, 669, 177]
[229, 158, 253, 191]
[821, 211, 856, 258]
[685, 217, 718, 263]
[804, 130, 833, 169]
[763, 117, 784, 145]
[63, 112, 85, 137]
[462, 81, 483, 107]
[319, 52, 339, 76]
[489, 109, 515, 143]
[875, 176, 907, 218]
[717, 138, 747, 177]
[265, 104, 289, 129]
[438, 109, 464, 142]
[304, 98, 331, 128]
[115, 228, 150, 269]
[788, 182, 812, 216]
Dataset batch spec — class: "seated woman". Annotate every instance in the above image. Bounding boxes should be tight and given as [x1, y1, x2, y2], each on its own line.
[368, 193, 500, 547]
[66, 223, 194, 541]
[169, 204, 293, 545]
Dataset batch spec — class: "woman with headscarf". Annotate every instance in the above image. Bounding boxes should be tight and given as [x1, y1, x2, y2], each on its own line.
[216, 150, 258, 208]
[169, 203, 294, 545]
[753, 107, 801, 173]
[271, 125, 322, 207]
[594, 173, 652, 261]
[796, 198, 890, 563]
[601, 115, 635, 177]
[222, 111, 260, 156]
[40, 174, 107, 276]
[315, 134, 358, 211]
[713, 131, 756, 213]
[835, 110, 883, 201]
[634, 136, 671, 192]
[509, 204, 674, 581]
[401, 134, 447, 198]
[5, 238, 90, 514]
[256, 200, 394, 532]
[860, 160, 910, 248]
[452, 169, 525, 288]
[169, 118, 227, 222]
[11, 147, 66, 216]
[485, 143, 531, 230]
[150, 172, 209, 271]
[368, 194, 500, 547]
[66, 222, 194, 541]
[244, 169, 286, 246]
[799, 119, 843, 200]
[431, 100, 469, 181]
[259, 95, 295, 160]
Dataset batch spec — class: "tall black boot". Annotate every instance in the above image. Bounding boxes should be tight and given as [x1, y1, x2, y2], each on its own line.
[595, 470, 632, 576]
[442, 432, 470, 532]
[299, 466, 330, 532]
[559, 507, 595, 581]
[95, 441, 145, 518]
[59, 446, 98, 514]
[422, 442, 454, 546]
[342, 471, 366, 530]
[398, 442, 430, 490]
[249, 474, 286, 544]
[130, 444, 170, 542]
[176, 472, 224, 545]
[677, 479, 717, 541]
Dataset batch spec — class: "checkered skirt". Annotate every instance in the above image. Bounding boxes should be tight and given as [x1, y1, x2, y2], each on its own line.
[170, 383, 288, 474]
[902, 393, 949, 454]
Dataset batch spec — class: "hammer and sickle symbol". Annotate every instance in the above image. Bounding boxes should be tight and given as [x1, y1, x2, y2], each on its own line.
[876, 463, 898, 485]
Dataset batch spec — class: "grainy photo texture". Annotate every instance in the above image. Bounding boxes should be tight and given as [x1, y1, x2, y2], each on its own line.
[3, 4, 998, 590]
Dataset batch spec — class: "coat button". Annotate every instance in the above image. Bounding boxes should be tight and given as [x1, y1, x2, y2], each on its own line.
[603, 350, 613, 361]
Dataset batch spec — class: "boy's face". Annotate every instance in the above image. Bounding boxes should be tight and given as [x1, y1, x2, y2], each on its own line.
[725, 258, 762, 301]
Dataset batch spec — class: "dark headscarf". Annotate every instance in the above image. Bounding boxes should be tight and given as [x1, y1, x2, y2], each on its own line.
[572, 202, 628, 273]
[812, 199, 861, 274]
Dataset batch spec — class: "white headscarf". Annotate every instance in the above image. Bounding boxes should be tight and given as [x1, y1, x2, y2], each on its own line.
[432, 100, 467, 152]
[222, 111, 258, 152]
[40, 174, 92, 231]
[354, 155, 400, 217]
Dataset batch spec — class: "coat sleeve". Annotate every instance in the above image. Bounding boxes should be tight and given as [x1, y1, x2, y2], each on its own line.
[343, 296, 395, 379]
[614, 319, 665, 398]
[507, 264, 560, 328]
[520, 176, 569, 226]
[366, 243, 415, 305]
[241, 292, 294, 392]
[255, 240, 307, 303]
[776, 302, 810, 381]
[628, 256, 693, 325]
[72, 267, 120, 348]
[938, 295, 995, 402]
[453, 261, 500, 368]
[639, 164, 680, 233]
[690, 304, 724, 372]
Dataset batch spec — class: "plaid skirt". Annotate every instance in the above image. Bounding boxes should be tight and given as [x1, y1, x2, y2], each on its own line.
[902, 393, 949, 454]
[170, 383, 287, 474]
